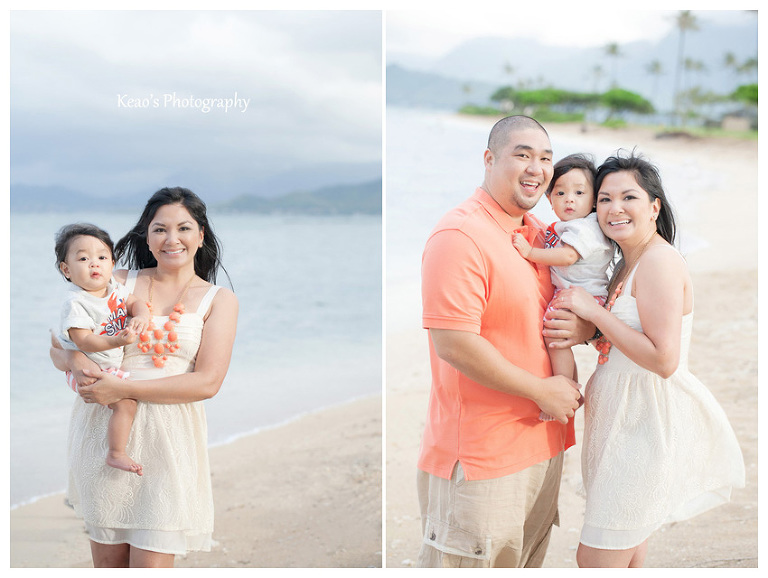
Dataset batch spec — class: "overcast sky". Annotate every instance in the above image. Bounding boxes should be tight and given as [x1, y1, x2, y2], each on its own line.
[10, 10, 382, 199]
[387, 9, 755, 58]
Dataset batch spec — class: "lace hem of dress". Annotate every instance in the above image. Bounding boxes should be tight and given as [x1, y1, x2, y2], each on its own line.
[86, 523, 212, 556]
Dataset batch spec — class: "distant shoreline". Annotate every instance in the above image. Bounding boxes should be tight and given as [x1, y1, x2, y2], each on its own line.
[11, 392, 380, 511]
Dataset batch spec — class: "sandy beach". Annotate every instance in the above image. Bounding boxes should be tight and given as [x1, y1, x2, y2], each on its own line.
[10, 395, 382, 568]
[385, 121, 758, 568]
[8, 121, 758, 569]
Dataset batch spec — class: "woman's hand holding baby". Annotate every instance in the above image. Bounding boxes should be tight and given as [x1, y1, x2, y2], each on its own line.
[79, 369, 128, 406]
[553, 286, 603, 320]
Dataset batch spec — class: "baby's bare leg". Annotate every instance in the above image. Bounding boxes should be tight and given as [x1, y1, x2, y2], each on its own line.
[106, 399, 143, 475]
[540, 337, 577, 421]
[547, 338, 576, 381]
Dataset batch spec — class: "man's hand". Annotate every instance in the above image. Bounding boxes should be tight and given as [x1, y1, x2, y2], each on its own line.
[534, 374, 583, 424]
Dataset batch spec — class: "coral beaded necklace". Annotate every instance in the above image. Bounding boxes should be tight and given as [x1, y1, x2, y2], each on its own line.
[595, 232, 657, 364]
[138, 274, 195, 368]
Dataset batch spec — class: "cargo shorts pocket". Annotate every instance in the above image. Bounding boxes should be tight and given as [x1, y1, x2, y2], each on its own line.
[422, 516, 492, 568]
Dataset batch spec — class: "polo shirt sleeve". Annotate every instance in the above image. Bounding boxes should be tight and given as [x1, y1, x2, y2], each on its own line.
[422, 228, 486, 334]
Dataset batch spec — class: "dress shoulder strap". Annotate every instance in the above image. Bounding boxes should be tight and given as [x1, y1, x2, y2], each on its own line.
[196, 285, 221, 316]
[124, 270, 140, 293]
[625, 244, 685, 293]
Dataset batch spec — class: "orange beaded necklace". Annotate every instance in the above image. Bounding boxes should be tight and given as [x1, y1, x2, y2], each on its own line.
[595, 232, 657, 364]
[138, 275, 195, 368]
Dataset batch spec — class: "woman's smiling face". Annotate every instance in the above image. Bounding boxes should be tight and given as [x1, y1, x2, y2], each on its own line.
[147, 203, 204, 269]
[596, 170, 660, 247]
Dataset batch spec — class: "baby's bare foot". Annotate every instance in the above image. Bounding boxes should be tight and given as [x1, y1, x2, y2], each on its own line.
[107, 451, 143, 476]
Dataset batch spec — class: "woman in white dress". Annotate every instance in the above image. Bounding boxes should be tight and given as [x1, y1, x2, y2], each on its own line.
[552, 152, 744, 568]
[51, 187, 239, 567]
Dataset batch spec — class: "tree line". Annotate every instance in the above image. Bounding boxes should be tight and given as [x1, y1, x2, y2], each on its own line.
[461, 11, 757, 129]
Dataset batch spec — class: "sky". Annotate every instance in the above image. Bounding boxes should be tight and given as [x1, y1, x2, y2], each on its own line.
[9, 10, 382, 200]
[386, 8, 757, 58]
[5, 5, 759, 201]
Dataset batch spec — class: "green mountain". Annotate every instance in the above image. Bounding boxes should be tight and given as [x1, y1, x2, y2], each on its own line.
[10, 178, 382, 216]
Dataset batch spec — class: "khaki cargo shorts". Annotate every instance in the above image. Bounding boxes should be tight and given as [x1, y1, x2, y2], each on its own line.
[416, 452, 564, 568]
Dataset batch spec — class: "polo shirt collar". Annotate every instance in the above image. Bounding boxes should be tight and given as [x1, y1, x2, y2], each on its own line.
[473, 187, 538, 236]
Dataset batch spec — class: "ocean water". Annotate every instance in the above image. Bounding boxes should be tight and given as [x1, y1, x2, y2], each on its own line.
[10, 210, 382, 507]
[386, 107, 709, 336]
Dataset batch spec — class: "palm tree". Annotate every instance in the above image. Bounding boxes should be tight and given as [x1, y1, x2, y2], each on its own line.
[604, 42, 622, 87]
[672, 10, 700, 125]
[644, 60, 665, 108]
[591, 64, 606, 93]
[503, 61, 515, 85]
[724, 52, 758, 87]
[681, 59, 708, 122]
[684, 58, 707, 87]
[739, 57, 758, 83]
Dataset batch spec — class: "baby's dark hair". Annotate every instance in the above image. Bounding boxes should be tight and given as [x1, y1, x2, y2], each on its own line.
[546, 153, 598, 199]
[54, 223, 115, 282]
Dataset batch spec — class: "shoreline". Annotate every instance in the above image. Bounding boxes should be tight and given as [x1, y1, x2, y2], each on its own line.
[10, 394, 383, 568]
[10, 393, 380, 512]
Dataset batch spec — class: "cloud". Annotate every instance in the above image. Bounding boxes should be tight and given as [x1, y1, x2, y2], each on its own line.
[10, 10, 382, 198]
[386, 9, 751, 57]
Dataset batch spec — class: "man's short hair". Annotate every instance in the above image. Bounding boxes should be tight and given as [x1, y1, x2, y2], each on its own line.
[487, 115, 549, 154]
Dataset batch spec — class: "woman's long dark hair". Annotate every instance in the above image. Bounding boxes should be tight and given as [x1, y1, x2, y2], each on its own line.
[114, 187, 231, 287]
[595, 149, 677, 245]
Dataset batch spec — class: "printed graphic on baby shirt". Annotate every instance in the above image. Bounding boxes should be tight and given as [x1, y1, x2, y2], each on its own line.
[544, 223, 560, 249]
[100, 292, 128, 336]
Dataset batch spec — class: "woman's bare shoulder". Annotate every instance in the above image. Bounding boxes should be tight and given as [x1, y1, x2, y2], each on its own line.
[212, 286, 238, 306]
[635, 243, 689, 292]
[114, 268, 155, 285]
[202, 286, 238, 324]
[113, 269, 129, 284]
[639, 243, 687, 273]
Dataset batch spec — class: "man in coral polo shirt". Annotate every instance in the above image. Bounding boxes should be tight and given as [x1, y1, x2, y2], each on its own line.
[418, 116, 592, 568]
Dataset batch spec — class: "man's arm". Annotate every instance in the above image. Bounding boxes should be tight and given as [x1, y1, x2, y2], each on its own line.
[430, 328, 582, 424]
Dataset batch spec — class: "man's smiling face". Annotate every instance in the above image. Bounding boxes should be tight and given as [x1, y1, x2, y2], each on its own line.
[483, 127, 553, 219]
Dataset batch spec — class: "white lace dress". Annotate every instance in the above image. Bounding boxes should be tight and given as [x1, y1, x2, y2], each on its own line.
[580, 254, 745, 550]
[66, 270, 220, 555]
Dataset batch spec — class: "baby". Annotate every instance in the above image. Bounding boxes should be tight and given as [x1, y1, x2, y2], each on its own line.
[512, 154, 613, 420]
[55, 223, 150, 475]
